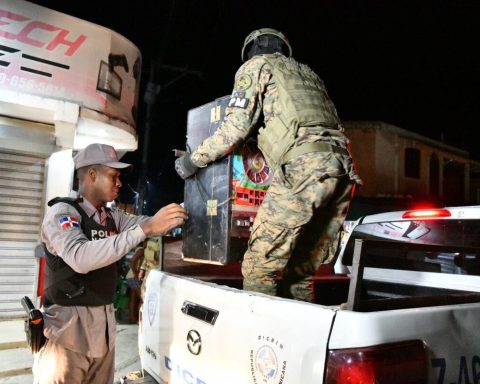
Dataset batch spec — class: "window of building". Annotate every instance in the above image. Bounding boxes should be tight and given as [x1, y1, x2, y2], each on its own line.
[405, 148, 421, 178]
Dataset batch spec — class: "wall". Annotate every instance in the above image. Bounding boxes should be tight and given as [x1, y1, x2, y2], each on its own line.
[343, 127, 376, 196]
[344, 121, 472, 204]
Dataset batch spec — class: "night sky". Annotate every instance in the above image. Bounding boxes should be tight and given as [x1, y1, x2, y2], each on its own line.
[29, 0, 480, 212]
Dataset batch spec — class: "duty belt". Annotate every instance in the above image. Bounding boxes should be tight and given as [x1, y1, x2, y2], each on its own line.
[283, 142, 349, 163]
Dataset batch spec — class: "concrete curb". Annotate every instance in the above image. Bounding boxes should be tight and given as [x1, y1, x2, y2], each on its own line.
[0, 367, 31, 379]
[0, 341, 27, 351]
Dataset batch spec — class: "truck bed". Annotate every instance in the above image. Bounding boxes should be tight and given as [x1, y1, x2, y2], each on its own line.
[141, 268, 480, 384]
[162, 238, 350, 306]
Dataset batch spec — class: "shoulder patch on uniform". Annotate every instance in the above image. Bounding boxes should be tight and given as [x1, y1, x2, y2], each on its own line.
[58, 216, 80, 230]
[228, 94, 249, 109]
[235, 74, 252, 91]
[232, 91, 245, 98]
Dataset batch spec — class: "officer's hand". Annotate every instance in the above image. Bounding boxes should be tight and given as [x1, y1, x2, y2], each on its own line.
[140, 203, 188, 236]
[175, 153, 199, 180]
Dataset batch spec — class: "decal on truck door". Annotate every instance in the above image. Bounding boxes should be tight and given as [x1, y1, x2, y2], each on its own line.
[147, 292, 157, 326]
[250, 335, 288, 384]
[432, 355, 480, 384]
[164, 356, 207, 384]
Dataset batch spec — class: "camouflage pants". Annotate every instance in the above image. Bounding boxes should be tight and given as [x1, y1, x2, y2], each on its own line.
[241, 151, 355, 302]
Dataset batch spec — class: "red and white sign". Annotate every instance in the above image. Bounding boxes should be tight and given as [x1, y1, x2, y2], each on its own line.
[0, 0, 141, 128]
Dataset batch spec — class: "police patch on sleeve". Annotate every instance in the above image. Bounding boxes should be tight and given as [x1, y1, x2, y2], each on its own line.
[235, 74, 252, 91]
[229, 91, 249, 109]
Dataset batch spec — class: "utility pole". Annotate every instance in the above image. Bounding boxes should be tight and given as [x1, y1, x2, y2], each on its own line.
[135, 61, 202, 215]
[136, 60, 160, 215]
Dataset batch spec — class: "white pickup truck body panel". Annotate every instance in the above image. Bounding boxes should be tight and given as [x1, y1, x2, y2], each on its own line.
[141, 272, 480, 384]
[363, 268, 480, 292]
[140, 206, 480, 384]
[142, 272, 336, 384]
[329, 304, 480, 383]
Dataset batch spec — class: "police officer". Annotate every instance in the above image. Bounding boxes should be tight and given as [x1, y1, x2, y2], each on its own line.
[34, 143, 187, 384]
[175, 28, 361, 302]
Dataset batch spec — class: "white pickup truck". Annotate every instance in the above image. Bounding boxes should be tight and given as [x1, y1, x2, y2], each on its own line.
[136, 206, 480, 384]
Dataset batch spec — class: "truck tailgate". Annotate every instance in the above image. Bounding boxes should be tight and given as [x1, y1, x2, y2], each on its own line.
[329, 304, 480, 384]
[141, 270, 336, 384]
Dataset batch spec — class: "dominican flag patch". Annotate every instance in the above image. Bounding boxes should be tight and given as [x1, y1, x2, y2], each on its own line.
[58, 216, 80, 230]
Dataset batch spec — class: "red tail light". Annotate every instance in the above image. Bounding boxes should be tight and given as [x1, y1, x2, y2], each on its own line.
[402, 209, 451, 219]
[325, 340, 427, 384]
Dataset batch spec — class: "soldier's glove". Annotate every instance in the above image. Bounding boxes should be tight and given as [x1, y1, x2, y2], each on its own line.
[175, 153, 199, 180]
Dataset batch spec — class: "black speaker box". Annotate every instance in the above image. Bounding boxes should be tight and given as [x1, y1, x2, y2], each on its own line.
[182, 96, 272, 264]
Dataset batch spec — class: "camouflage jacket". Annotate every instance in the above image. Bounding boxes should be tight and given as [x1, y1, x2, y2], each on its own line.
[190, 53, 349, 168]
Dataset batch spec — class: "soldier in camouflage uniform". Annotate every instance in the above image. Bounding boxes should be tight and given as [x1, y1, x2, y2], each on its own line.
[175, 28, 362, 302]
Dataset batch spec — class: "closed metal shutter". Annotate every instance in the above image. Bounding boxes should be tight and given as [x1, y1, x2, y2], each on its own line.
[0, 150, 45, 318]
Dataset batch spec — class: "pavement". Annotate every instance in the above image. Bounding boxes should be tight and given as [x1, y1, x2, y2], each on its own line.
[0, 318, 142, 384]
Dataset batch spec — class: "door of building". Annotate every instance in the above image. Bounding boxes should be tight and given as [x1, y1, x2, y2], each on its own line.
[0, 149, 46, 318]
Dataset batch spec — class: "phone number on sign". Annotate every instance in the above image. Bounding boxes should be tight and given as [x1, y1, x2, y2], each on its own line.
[0, 72, 65, 97]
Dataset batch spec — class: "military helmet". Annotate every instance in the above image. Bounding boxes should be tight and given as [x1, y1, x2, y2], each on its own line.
[241, 28, 292, 62]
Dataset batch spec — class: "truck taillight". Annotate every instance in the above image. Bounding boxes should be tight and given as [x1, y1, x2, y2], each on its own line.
[402, 209, 451, 218]
[325, 340, 427, 384]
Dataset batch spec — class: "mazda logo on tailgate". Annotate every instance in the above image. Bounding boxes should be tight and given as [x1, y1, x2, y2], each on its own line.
[187, 330, 202, 355]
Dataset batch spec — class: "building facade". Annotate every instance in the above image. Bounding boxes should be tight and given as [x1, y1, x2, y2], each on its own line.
[0, 0, 142, 317]
[344, 121, 475, 207]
